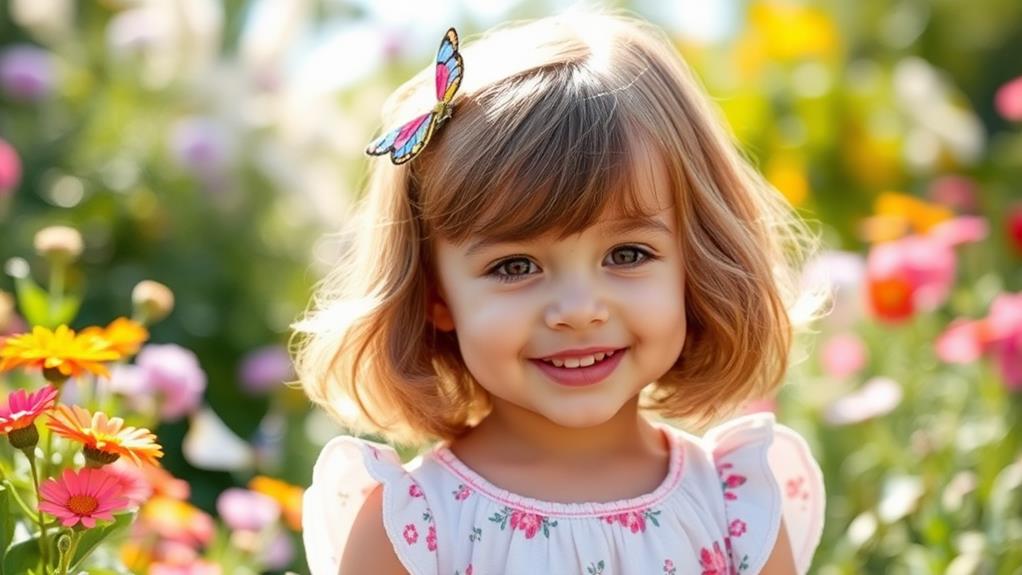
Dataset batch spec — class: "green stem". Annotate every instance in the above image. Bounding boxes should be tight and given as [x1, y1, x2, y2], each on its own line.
[27, 455, 50, 569]
[58, 530, 81, 575]
[1, 479, 40, 521]
[48, 261, 65, 323]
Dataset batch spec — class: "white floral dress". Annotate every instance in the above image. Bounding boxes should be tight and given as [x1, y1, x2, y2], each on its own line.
[302, 412, 825, 575]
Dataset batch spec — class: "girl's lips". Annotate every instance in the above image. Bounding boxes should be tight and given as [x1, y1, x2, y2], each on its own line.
[529, 348, 627, 387]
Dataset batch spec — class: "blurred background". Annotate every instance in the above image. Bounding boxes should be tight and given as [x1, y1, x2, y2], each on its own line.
[1, 0, 1021, 573]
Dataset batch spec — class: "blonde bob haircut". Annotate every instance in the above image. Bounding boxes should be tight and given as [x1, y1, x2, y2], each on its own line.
[291, 11, 827, 447]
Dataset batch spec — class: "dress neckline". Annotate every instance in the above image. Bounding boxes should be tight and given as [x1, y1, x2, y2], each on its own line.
[431, 422, 685, 518]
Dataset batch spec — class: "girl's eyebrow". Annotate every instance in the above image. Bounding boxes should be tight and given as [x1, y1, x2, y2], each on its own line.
[463, 216, 671, 257]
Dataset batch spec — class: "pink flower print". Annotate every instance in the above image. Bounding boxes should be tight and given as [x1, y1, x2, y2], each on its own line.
[402, 523, 418, 545]
[698, 540, 735, 575]
[716, 462, 747, 501]
[467, 566, 473, 575]
[489, 506, 558, 539]
[426, 524, 437, 551]
[510, 509, 543, 539]
[600, 508, 662, 533]
[664, 558, 677, 574]
[786, 475, 810, 502]
[728, 519, 747, 538]
[409, 483, 424, 498]
[452, 483, 472, 501]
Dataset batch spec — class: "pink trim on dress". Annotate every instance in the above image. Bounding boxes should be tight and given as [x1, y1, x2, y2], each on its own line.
[431, 423, 686, 518]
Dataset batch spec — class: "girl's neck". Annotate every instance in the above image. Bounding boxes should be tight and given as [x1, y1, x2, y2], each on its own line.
[464, 395, 664, 466]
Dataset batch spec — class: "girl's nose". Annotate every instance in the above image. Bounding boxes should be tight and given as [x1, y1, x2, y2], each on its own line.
[544, 281, 610, 330]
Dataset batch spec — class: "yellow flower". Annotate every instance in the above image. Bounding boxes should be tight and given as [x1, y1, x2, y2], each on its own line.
[249, 475, 304, 531]
[0, 325, 121, 380]
[47, 404, 163, 467]
[80, 317, 149, 359]
[861, 192, 955, 243]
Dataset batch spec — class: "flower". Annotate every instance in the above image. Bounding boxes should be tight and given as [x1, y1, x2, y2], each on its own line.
[38, 467, 130, 528]
[936, 292, 1022, 391]
[995, 75, 1022, 121]
[0, 385, 58, 434]
[140, 496, 215, 547]
[0, 137, 21, 197]
[135, 344, 207, 421]
[215, 488, 280, 532]
[102, 459, 156, 508]
[249, 475, 303, 531]
[824, 377, 904, 425]
[132, 280, 175, 324]
[80, 317, 149, 359]
[0, 325, 121, 381]
[1009, 205, 1022, 255]
[0, 44, 55, 102]
[149, 559, 222, 575]
[820, 333, 868, 378]
[33, 225, 84, 263]
[698, 540, 733, 575]
[237, 345, 293, 395]
[47, 404, 163, 466]
[509, 510, 543, 539]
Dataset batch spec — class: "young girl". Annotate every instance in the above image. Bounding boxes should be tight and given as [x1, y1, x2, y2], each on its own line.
[294, 11, 828, 575]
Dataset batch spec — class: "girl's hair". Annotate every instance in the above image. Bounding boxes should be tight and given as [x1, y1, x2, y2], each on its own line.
[290, 11, 829, 446]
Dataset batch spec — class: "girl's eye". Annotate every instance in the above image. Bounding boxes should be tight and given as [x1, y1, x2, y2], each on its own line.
[485, 245, 658, 284]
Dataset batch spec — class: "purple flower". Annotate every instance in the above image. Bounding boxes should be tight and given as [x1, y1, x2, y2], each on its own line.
[0, 137, 21, 197]
[0, 44, 55, 102]
[261, 530, 295, 570]
[135, 344, 207, 421]
[169, 116, 231, 176]
[216, 487, 280, 532]
[238, 345, 293, 395]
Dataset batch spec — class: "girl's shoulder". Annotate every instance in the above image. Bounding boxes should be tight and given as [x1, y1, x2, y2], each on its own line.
[666, 411, 826, 575]
[302, 435, 440, 575]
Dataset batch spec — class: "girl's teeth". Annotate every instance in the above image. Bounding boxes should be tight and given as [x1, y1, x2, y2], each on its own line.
[543, 350, 615, 369]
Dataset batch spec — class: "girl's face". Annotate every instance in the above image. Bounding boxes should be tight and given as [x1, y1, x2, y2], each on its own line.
[429, 155, 687, 429]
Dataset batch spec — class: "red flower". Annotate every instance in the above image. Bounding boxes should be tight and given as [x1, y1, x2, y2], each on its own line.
[698, 541, 733, 575]
[509, 510, 542, 539]
[602, 511, 647, 533]
[408, 483, 423, 498]
[728, 519, 747, 537]
[426, 524, 437, 551]
[0, 385, 58, 434]
[402, 523, 418, 544]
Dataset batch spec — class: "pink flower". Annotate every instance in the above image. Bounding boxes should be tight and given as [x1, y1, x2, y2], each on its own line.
[995, 75, 1022, 121]
[403, 523, 418, 544]
[698, 540, 733, 575]
[426, 524, 437, 551]
[928, 175, 979, 213]
[664, 559, 675, 571]
[149, 560, 222, 575]
[1009, 206, 1022, 254]
[603, 511, 647, 533]
[453, 484, 471, 501]
[509, 510, 543, 539]
[0, 385, 58, 433]
[102, 459, 154, 508]
[728, 519, 747, 537]
[820, 333, 868, 378]
[824, 376, 903, 425]
[216, 488, 280, 531]
[0, 137, 21, 197]
[38, 467, 131, 528]
[409, 483, 423, 497]
[716, 463, 747, 501]
[936, 292, 1022, 391]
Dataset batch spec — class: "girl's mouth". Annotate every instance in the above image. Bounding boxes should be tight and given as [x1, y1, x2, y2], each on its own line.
[529, 348, 627, 387]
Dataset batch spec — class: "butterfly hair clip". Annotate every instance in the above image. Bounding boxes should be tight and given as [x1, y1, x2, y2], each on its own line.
[365, 28, 464, 165]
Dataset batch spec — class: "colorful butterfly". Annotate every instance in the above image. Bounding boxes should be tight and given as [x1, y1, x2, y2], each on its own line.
[365, 28, 464, 165]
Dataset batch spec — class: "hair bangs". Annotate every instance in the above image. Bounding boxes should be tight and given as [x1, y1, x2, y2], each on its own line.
[414, 61, 665, 249]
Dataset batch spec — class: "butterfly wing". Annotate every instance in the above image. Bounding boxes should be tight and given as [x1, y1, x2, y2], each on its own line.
[434, 28, 463, 104]
[390, 112, 440, 164]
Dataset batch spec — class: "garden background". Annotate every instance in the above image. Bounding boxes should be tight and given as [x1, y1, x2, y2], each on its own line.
[1, 0, 1021, 573]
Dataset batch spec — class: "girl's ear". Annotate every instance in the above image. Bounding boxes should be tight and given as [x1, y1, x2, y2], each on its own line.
[428, 294, 456, 332]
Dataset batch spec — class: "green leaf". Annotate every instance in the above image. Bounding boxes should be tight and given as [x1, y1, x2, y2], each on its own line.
[0, 485, 14, 567]
[13, 275, 81, 329]
[2, 537, 42, 575]
[68, 511, 136, 572]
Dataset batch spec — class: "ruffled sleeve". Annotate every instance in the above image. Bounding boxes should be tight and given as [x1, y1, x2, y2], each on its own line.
[302, 435, 438, 575]
[704, 412, 825, 575]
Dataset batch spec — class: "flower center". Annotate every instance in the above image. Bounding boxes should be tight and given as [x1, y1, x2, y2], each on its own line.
[67, 494, 99, 515]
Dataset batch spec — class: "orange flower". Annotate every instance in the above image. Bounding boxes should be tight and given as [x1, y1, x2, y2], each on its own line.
[80, 317, 149, 359]
[140, 495, 215, 547]
[47, 404, 163, 467]
[0, 325, 121, 380]
[249, 475, 304, 531]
